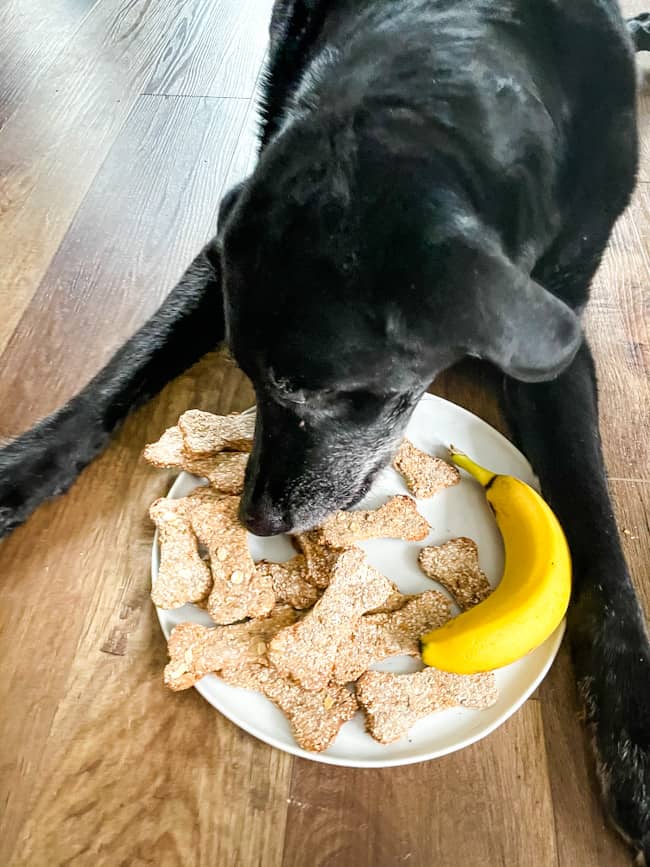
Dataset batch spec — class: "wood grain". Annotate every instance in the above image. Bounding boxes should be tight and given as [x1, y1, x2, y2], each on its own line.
[611, 479, 650, 621]
[1, 354, 281, 867]
[0, 0, 99, 129]
[586, 182, 650, 483]
[144, 0, 274, 98]
[283, 702, 559, 867]
[0, 93, 249, 438]
[538, 647, 632, 867]
[221, 74, 266, 188]
[0, 0, 207, 358]
[13, 520, 290, 867]
[0, 2, 649, 866]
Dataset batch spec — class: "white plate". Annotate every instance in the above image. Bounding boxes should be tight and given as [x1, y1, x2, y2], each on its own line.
[152, 393, 565, 768]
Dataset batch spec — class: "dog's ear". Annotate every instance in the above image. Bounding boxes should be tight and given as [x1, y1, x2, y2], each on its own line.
[457, 241, 583, 382]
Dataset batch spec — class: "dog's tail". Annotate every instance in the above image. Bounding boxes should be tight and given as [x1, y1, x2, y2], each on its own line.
[0, 245, 223, 540]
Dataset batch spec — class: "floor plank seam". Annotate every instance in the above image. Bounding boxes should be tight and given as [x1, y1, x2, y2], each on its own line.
[140, 92, 252, 101]
[0, 91, 143, 375]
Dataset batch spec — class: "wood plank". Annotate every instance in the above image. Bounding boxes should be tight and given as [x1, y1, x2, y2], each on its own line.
[538, 647, 633, 867]
[0, 0, 210, 358]
[282, 701, 559, 867]
[0, 350, 274, 867]
[0, 0, 99, 129]
[0, 93, 249, 439]
[144, 0, 274, 99]
[221, 69, 265, 188]
[611, 478, 650, 621]
[8, 438, 291, 867]
[586, 182, 650, 483]
[0, 90, 261, 861]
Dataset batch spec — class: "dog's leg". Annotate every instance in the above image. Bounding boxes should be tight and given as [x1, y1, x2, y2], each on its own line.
[502, 341, 650, 862]
[629, 13, 650, 51]
[0, 243, 223, 539]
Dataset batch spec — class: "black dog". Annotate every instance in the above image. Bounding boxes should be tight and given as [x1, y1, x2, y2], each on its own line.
[2, 0, 649, 859]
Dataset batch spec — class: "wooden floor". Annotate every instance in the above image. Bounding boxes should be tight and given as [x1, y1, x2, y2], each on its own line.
[0, 2, 648, 865]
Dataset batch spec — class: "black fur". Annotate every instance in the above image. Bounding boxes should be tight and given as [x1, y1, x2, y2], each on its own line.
[2, 1, 649, 859]
[0, 246, 223, 536]
[629, 12, 650, 51]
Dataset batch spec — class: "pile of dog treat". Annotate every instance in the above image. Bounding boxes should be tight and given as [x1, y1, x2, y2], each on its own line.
[144, 410, 499, 752]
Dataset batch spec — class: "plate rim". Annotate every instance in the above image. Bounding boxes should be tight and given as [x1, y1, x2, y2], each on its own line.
[151, 392, 565, 768]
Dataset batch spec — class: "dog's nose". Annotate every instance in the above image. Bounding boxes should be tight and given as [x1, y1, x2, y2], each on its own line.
[239, 498, 293, 537]
[243, 511, 292, 537]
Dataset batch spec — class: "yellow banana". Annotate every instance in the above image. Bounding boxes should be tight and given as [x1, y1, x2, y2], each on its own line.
[420, 449, 571, 674]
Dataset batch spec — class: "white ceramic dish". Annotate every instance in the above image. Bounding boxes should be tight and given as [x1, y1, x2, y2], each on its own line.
[152, 393, 565, 768]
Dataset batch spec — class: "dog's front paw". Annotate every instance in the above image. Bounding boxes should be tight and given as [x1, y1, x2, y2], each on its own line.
[0, 403, 99, 540]
[578, 643, 650, 864]
[0, 502, 27, 539]
[0, 447, 41, 539]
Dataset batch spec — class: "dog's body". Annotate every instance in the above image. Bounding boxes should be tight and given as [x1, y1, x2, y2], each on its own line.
[2, 0, 650, 859]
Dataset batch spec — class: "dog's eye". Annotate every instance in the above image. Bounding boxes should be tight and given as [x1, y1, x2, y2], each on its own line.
[267, 370, 307, 404]
[338, 389, 376, 412]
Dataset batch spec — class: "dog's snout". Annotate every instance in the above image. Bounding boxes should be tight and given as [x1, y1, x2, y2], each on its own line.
[239, 500, 292, 537]
[239, 494, 292, 536]
[239, 436, 293, 536]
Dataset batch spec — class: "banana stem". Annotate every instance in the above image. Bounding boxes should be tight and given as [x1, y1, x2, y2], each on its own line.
[449, 446, 497, 488]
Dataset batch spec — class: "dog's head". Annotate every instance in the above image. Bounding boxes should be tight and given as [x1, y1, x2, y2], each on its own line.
[218, 117, 581, 535]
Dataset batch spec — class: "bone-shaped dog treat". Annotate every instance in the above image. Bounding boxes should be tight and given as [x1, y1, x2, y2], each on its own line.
[292, 531, 344, 588]
[164, 606, 298, 691]
[221, 664, 358, 752]
[332, 590, 452, 685]
[153, 484, 223, 519]
[143, 425, 249, 494]
[318, 496, 430, 547]
[256, 557, 320, 609]
[268, 548, 394, 690]
[190, 497, 275, 624]
[152, 485, 223, 519]
[356, 668, 498, 744]
[143, 425, 185, 468]
[150, 498, 213, 609]
[418, 537, 492, 610]
[393, 439, 460, 499]
[179, 410, 255, 456]
[188, 452, 248, 494]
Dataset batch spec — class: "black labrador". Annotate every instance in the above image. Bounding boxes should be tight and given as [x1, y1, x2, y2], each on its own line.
[2, 0, 650, 859]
